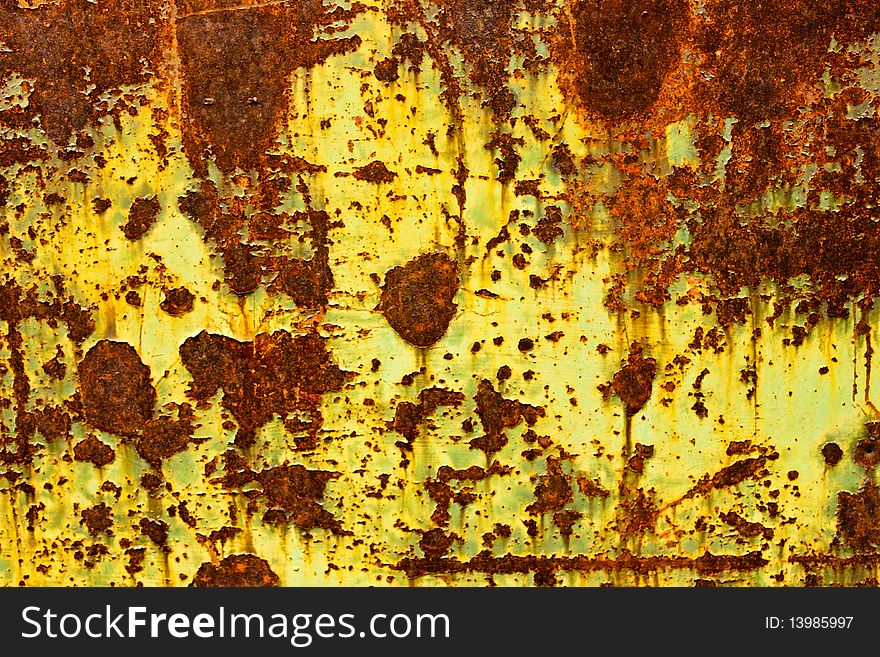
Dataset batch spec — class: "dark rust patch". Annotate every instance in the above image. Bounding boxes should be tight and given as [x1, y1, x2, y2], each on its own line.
[180, 330, 348, 449]
[41, 346, 67, 381]
[160, 287, 195, 317]
[471, 379, 545, 455]
[556, 0, 688, 122]
[78, 340, 156, 437]
[80, 503, 113, 537]
[352, 161, 397, 184]
[176, 3, 364, 174]
[121, 196, 161, 241]
[139, 518, 169, 546]
[135, 404, 198, 468]
[626, 443, 654, 474]
[73, 436, 115, 468]
[822, 442, 843, 466]
[721, 511, 774, 540]
[854, 437, 880, 469]
[395, 550, 767, 579]
[390, 387, 465, 451]
[378, 252, 460, 348]
[419, 528, 458, 559]
[696, 1, 880, 126]
[0, 0, 167, 147]
[178, 182, 334, 302]
[191, 554, 279, 587]
[837, 480, 880, 551]
[213, 454, 349, 536]
[609, 342, 657, 416]
[533, 206, 564, 245]
[527, 457, 573, 514]
[678, 458, 767, 504]
[577, 475, 610, 498]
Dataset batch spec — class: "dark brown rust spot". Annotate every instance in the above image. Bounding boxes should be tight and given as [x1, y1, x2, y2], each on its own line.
[390, 387, 465, 451]
[837, 480, 880, 551]
[610, 342, 657, 416]
[471, 379, 545, 455]
[135, 404, 197, 468]
[80, 503, 113, 537]
[213, 455, 349, 536]
[121, 196, 160, 241]
[159, 287, 195, 317]
[139, 518, 169, 546]
[378, 252, 460, 348]
[180, 330, 348, 449]
[678, 458, 767, 503]
[352, 160, 397, 184]
[854, 438, 880, 469]
[559, 0, 688, 122]
[626, 442, 655, 474]
[73, 436, 115, 468]
[533, 206, 564, 245]
[78, 340, 156, 437]
[419, 528, 457, 559]
[0, 0, 167, 147]
[527, 457, 573, 514]
[176, 4, 363, 174]
[822, 442, 843, 466]
[190, 554, 279, 587]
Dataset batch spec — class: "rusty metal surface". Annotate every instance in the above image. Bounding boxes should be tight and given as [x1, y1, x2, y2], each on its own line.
[1, 0, 880, 587]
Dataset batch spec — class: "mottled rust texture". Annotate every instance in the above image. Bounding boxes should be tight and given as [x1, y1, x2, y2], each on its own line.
[1, 0, 880, 587]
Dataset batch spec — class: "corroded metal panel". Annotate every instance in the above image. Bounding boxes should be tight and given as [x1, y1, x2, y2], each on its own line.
[1, 0, 879, 587]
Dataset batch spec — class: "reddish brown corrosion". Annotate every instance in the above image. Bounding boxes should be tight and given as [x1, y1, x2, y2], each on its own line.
[617, 488, 659, 537]
[0, 0, 167, 147]
[191, 554, 279, 587]
[136, 404, 198, 468]
[823, 443, 844, 467]
[854, 437, 880, 469]
[721, 511, 774, 541]
[213, 453, 348, 535]
[527, 457, 573, 514]
[352, 161, 397, 183]
[121, 196, 161, 241]
[677, 457, 768, 505]
[548, 0, 880, 326]
[78, 340, 156, 437]
[1, 0, 879, 588]
[626, 443, 654, 474]
[556, 0, 688, 122]
[139, 518, 169, 547]
[159, 287, 195, 317]
[378, 252, 460, 348]
[533, 206, 564, 245]
[388, 0, 540, 125]
[419, 528, 458, 558]
[425, 462, 512, 527]
[390, 386, 465, 451]
[395, 550, 768, 580]
[178, 182, 334, 302]
[577, 475, 610, 498]
[609, 342, 657, 416]
[80, 503, 113, 537]
[73, 436, 115, 467]
[471, 379, 545, 455]
[42, 346, 67, 381]
[837, 480, 880, 551]
[176, 3, 363, 174]
[180, 330, 348, 449]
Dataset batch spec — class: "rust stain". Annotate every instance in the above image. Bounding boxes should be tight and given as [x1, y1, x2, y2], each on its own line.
[1, 0, 880, 587]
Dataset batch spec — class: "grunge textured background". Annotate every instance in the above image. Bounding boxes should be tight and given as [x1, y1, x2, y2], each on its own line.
[1, 0, 880, 587]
